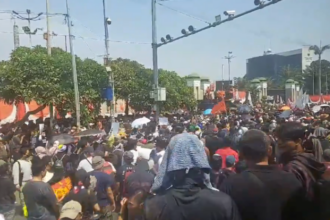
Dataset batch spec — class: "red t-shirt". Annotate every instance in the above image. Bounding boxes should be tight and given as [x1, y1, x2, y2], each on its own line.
[215, 147, 239, 168]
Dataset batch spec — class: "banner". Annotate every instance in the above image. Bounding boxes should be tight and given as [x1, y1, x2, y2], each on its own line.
[51, 177, 72, 201]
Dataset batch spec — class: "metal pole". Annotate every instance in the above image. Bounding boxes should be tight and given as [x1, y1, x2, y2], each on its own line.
[27, 10, 32, 47]
[319, 40, 322, 95]
[228, 56, 231, 82]
[102, 0, 115, 121]
[64, 35, 68, 52]
[46, 0, 54, 132]
[221, 64, 224, 91]
[66, 0, 81, 129]
[152, 0, 159, 121]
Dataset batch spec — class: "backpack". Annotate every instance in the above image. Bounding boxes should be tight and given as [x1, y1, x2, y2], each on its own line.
[53, 154, 66, 169]
[294, 161, 330, 220]
[122, 167, 135, 196]
[214, 169, 235, 189]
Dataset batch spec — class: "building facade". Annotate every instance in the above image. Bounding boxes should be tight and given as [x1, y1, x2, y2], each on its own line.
[245, 46, 314, 84]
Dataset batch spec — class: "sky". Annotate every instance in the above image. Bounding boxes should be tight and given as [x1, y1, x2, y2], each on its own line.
[0, 0, 329, 81]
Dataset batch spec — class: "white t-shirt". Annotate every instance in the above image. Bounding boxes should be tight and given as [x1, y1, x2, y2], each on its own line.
[156, 150, 165, 166]
[77, 157, 94, 173]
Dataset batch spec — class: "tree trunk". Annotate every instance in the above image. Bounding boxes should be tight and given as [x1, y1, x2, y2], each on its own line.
[125, 99, 129, 116]
[14, 104, 47, 128]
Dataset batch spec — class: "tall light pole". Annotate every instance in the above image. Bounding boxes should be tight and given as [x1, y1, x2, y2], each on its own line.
[102, 0, 115, 121]
[224, 51, 234, 84]
[65, 0, 81, 129]
[46, 0, 54, 132]
[151, 0, 159, 120]
[12, 10, 43, 47]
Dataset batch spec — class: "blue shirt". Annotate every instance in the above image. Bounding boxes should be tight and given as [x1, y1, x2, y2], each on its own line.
[89, 171, 115, 207]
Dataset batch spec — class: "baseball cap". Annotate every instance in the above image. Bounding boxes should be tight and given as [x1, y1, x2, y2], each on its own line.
[60, 200, 82, 219]
[226, 155, 236, 167]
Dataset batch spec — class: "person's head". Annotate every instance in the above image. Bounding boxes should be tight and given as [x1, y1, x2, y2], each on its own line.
[91, 156, 105, 171]
[19, 147, 30, 158]
[211, 154, 222, 170]
[225, 155, 236, 168]
[276, 122, 305, 155]
[261, 124, 270, 134]
[84, 146, 94, 157]
[123, 151, 134, 165]
[60, 200, 82, 220]
[125, 138, 138, 151]
[31, 156, 49, 178]
[238, 129, 271, 164]
[0, 160, 9, 176]
[127, 190, 149, 220]
[151, 133, 211, 193]
[155, 136, 170, 152]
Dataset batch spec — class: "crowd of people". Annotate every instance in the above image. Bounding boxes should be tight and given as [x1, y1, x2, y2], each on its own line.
[0, 112, 330, 220]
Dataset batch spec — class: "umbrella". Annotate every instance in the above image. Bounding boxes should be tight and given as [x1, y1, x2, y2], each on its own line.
[278, 110, 292, 119]
[237, 105, 252, 114]
[203, 109, 212, 115]
[132, 117, 151, 128]
[75, 129, 105, 137]
[50, 134, 75, 145]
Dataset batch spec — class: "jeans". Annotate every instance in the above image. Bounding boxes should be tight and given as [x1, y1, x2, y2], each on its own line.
[1, 208, 15, 220]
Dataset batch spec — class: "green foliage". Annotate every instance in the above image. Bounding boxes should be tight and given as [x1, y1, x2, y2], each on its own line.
[302, 60, 330, 94]
[279, 67, 303, 89]
[111, 59, 197, 113]
[0, 46, 108, 126]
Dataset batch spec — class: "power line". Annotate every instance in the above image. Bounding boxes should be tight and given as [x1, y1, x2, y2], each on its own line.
[0, 31, 150, 44]
[157, 2, 211, 25]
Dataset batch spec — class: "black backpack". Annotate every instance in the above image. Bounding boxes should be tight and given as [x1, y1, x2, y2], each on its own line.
[294, 161, 330, 220]
[53, 154, 66, 169]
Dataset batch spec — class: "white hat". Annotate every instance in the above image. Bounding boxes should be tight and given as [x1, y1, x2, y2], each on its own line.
[60, 200, 82, 219]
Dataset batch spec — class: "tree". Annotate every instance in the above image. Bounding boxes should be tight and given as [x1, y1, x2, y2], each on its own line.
[0, 46, 108, 126]
[158, 69, 196, 111]
[279, 66, 303, 89]
[303, 60, 330, 94]
[309, 44, 330, 95]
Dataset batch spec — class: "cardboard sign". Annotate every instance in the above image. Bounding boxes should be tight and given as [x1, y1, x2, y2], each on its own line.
[159, 117, 169, 126]
[51, 177, 72, 201]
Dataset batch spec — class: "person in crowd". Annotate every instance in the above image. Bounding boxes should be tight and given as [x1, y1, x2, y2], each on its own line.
[144, 133, 241, 220]
[276, 122, 328, 219]
[218, 123, 229, 138]
[124, 138, 139, 165]
[215, 136, 239, 168]
[59, 200, 82, 220]
[323, 149, 330, 167]
[0, 160, 16, 220]
[12, 147, 32, 189]
[23, 156, 59, 220]
[204, 135, 223, 158]
[220, 129, 307, 220]
[149, 136, 168, 174]
[116, 151, 135, 199]
[90, 156, 116, 216]
[314, 127, 330, 151]
[77, 146, 94, 173]
[63, 169, 100, 219]
[210, 154, 222, 188]
[124, 159, 154, 200]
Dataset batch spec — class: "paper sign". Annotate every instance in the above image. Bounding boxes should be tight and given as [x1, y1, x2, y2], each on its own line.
[111, 122, 120, 136]
[159, 117, 169, 126]
[51, 177, 72, 201]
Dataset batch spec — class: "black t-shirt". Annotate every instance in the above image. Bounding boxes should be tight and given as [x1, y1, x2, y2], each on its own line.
[144, 187, 241, 220]
[115, 164, 135, 194]
[62, 187, 97, 216]
[0, 176, 16, 212]
[23, 181, 58, 220]
[220, 165, 308, 220]
[125, 171, 154, 198]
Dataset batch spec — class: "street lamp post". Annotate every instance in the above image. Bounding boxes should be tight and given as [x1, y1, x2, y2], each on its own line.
[12, 10, 43, 47]
[151, 0, 283, 117]
[65, 0, 81, 129]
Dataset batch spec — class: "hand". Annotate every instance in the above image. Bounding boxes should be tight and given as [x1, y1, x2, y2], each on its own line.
[120, 197, 127, 207]
[16, 186, 21, 192]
